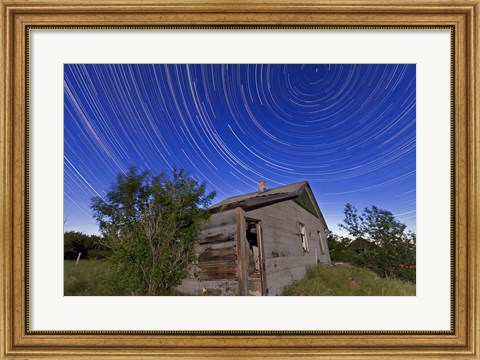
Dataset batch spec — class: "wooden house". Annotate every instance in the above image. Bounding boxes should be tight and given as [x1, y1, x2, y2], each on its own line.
[177, 180, 331, 296]
[349, 237, 376, 254]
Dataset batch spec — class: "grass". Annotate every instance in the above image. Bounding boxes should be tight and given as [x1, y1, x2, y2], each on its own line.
[65, 260, 416, 296]
[282, 265, 416, 296]
[64, 259, 111, 296]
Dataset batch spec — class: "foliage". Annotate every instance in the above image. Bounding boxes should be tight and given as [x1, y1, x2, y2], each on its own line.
[64, 231, 109, 260]
[282, 265, 415, 296]
[326, 232, 353, 263]
[329, 203, 416, 283]
[64, 260, 111, 296]
[340, 203, 411, 244]
[91, 167, 216, 295]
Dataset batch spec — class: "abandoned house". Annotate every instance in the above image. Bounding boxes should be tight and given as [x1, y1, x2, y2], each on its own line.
[177, 180, 331, 296]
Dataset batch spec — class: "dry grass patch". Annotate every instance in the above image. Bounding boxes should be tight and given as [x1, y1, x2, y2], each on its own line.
[282, 265, 416, 296]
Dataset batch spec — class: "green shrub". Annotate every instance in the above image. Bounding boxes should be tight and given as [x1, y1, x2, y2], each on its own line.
[91, 167, 215, 295]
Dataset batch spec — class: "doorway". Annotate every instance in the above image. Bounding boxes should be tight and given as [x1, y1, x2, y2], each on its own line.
[245, 219, 265, 295]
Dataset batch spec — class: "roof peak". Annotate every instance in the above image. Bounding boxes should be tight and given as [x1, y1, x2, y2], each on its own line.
[210, 180, 309, 213]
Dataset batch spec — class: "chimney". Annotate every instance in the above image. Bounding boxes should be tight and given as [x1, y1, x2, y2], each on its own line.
[258, 180, 267, 192]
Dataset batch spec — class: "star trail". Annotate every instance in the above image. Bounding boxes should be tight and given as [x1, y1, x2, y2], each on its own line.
[64, 64, 416, 235]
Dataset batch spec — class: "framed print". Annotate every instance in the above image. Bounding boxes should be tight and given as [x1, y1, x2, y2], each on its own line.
[1, 0, 479, 358]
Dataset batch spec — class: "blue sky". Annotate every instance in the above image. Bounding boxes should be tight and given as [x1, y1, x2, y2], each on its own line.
[64, 64, 416, 235]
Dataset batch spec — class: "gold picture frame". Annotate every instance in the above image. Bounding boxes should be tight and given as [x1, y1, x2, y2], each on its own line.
[1, 0, 479, 358]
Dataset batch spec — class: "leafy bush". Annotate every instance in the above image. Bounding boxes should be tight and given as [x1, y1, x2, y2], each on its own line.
[91, 167, 216, 296]
[64, 231, 109, 260]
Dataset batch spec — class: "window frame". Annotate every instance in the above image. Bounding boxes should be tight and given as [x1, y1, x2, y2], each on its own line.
[299, 222, 308, 252]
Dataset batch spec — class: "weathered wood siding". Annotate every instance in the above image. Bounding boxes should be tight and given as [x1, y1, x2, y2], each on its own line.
[176, 209, 239, 295]
[178, 200, 330, 296]
[246, 200, 330, 295]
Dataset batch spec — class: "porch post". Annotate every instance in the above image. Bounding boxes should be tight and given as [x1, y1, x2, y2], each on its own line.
[235, 207, 248, 296]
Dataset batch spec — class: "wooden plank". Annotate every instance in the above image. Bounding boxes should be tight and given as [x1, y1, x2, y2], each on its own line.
[198, 233, 235, 245]
[197, 239, 236, 252]
[256, 222, 267, 296]
[201, 223, 237, 238]
[198, 262, 237, 282]
[236, 207, 248, 296]
[199, 249, 236, 263]
[198, 265, 237, 276]
[197, 259, 237, 269]
[199, 264, 237, 273]
[198, 256, 237, 268]
[198, 272, 236, 281]
[200, 210, 237, 231]
[199, 246, 236, 258]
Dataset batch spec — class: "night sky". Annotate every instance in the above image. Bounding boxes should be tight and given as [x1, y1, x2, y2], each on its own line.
[64, 64, 416, 235]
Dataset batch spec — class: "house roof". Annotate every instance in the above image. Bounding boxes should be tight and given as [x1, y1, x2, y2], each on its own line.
[210, 181, 328, 229]
[349, 237, 376, 249]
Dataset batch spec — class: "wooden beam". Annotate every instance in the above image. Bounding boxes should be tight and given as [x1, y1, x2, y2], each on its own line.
[198, 233, 235, 245]
[235, 207, 248, 296]
[198, 247, 236, 263]
[256, 222, 268, 296]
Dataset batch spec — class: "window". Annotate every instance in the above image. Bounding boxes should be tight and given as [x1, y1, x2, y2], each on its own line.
[318, 231, 325, 255]
[299, 223, 308, 252]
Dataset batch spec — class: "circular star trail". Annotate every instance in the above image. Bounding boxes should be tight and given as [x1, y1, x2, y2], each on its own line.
[64, 64, 416, 234]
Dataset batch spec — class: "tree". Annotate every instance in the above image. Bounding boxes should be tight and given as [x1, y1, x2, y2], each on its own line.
[64, 231, 108, 260]
[339, 203, 416, 283]
[91, 167, 215, 295]
[326, 231, 353, 263]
